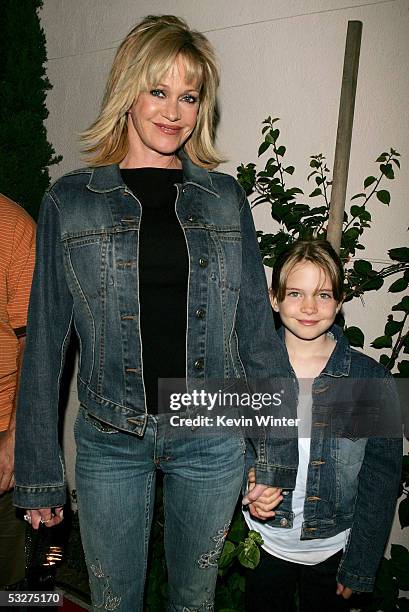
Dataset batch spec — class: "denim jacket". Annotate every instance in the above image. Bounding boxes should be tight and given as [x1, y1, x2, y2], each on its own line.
[249, 324, 402, 592]
[14, 152, 298, 510]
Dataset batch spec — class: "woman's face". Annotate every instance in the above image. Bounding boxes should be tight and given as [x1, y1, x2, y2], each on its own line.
[126, 57, 200, 166]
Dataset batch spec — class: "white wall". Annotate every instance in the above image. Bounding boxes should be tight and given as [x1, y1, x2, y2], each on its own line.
[40, 0, 408, 551]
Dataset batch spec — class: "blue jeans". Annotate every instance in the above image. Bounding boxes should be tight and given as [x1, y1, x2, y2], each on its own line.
[74, 407, 245, 611]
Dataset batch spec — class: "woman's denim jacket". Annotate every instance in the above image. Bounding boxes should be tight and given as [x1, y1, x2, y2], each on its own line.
[14, 152, 298, 511]
[246, 324, 402, 592]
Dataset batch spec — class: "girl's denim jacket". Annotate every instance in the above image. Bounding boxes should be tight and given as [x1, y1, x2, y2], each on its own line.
[247, 324, 402, 592]
[14, 153, 298, 511]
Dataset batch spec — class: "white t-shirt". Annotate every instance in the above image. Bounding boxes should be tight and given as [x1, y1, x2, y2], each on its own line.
[244, 383, 350, 565]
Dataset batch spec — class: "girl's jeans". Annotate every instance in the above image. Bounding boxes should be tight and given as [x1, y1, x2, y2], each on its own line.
[246, 547, 350, 612]
[74, 406, 245, 611]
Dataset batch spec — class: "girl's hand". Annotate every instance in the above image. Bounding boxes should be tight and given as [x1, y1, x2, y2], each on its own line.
[24, 507, 64, 530]
[243, 469, 283, 519]
[336, 583, 353, 599]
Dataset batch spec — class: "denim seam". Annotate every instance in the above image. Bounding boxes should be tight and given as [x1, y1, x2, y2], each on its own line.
[65, 246, 95, 383]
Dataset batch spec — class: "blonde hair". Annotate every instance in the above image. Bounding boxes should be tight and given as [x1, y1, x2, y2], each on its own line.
[81, 15, 223, 168]
[271, 239, 345, 303]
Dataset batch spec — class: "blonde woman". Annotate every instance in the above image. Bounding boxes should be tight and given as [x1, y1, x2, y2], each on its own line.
[14, 15, 296, 610]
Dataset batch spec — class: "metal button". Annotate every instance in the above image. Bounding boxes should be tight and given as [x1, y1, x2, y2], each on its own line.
[195, 308, 205, 319]
[187, 214, 196, 223]
[280, 518, 288, 527]
[282, 490, 289, 496]
[194, 358, 204, 370]
[199, 258, 208, 268]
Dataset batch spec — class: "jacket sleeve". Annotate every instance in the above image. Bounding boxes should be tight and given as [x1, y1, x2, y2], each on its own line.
[14, 191, 73, 509]
[337, 374, 403, 592]
[234, 190, 298, 489]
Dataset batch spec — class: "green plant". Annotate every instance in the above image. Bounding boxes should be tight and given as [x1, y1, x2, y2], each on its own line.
[237, 117, 408, 369]
[0, 0, 61, 220]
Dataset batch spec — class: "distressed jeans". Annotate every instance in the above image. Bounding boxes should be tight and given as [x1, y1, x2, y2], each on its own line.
[74, 406, 245, 611]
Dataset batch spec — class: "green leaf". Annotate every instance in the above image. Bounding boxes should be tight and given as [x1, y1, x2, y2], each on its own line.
[398, 496, 409, 530]
[379, 354, 394, 369]
[248, 530, 263, 545]
[390, 544, 409, 590]
[385, 319, 404, 336]
[353, 260, 372, 275]
[258, 141, 271, 156]
[398, 360, 409, 376]
[350, 205, 364, 218]
[389, 277, 409, 293]
[237, 540, 260, 570]
[377, 190, 391, 205]
[392, 158, 401, 169]
[376, 153, 388, 162]
[389, 247, 409, 263]
[392, 296, 409, 313]
[218, 540, 237, 569]
[351, 193, 366, 200]
[276, 145, 286, 156]
[309, 188, 322, 197]
[309, 159, 320, 169]
[285, 166, 295, 175]
[344, 326, 364, 348]
[371, 335, 393, 349]
[364, 175, 377, 188]
[380, 163, 395, 179]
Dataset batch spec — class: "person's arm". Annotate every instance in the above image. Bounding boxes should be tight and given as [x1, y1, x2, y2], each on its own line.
[234, 186, 298, 491]
[14, 191, 73, 516]
[336, 375, 402, 593]
[0, 336, 25, 494]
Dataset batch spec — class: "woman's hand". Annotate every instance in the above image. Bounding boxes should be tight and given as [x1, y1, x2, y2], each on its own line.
[243, 469, 283, 519]
[24, 507, 64, 530]
[336, 583, 353, 599]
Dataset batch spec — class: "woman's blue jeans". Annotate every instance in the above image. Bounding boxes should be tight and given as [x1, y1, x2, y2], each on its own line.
[74, 406, 245, 611]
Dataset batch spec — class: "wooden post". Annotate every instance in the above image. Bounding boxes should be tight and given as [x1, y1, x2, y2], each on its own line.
[327, 21, 363, 254]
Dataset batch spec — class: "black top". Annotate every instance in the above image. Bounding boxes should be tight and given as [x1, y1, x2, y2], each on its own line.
[120, 168, 187, 413]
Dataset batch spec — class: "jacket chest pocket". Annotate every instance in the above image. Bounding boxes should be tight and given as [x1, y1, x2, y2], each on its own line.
[209, 229, 242, 292]
[64, 232, 111, 304]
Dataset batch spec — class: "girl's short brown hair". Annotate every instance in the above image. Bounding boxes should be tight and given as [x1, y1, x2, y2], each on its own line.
[271, 239, 345, 303]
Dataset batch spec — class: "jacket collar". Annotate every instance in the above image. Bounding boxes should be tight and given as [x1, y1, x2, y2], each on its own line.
[277, 323, 351, 378]
[86, 149, 219, 197]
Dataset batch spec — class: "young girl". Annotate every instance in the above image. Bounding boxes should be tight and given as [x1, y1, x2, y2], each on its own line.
[244, 239, 402, 612]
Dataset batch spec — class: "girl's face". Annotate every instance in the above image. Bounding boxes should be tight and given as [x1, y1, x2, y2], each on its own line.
[271, 260, 342, 343]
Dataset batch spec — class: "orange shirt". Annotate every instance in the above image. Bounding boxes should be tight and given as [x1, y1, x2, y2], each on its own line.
[0, 194, 36, 432]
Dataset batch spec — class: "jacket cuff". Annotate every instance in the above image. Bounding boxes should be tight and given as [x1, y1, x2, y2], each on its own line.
[13, 485, 66, 509]
[255, 463, 297, 489]
[336, 566, 375, 593]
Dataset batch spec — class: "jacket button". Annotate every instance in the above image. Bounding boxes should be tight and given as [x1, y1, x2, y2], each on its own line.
[280, 518, 288, 527]
[199, 258, 208, 268]
[194, 358, 204, 370]
[195, 308, 205, 319]
[187, 214, 196, 223]
[282, 490, 289, 496]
